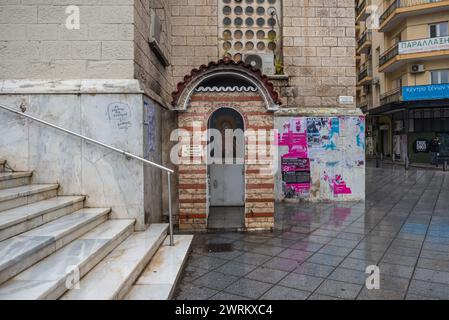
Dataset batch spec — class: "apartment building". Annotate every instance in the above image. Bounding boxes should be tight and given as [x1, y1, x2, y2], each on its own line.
[356, 0, 449, 163]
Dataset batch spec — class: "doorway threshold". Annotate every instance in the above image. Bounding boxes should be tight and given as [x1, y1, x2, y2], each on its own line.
[208, 207, 245, 230]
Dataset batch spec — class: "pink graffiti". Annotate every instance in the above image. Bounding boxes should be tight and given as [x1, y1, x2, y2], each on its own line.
[324, 172, 352, 195]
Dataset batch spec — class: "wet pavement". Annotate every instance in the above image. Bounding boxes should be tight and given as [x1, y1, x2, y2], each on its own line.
[173, 164, 449, 300]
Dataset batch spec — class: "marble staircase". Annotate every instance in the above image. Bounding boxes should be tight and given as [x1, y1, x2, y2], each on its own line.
[0, 158, 192, 300]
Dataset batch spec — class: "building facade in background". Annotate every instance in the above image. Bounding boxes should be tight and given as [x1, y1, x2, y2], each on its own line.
[356, 0, 449, 163]
[0, 0, 362, 232]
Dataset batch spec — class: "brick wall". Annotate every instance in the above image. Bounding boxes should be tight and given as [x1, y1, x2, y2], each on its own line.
[0, 1, 135, 79]
[178, 90, 275, 231]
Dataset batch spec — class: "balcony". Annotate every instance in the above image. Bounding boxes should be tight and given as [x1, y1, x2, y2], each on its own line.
[380, 88, 402, 105]
[379, 0, 449, 32]
[356, 0, 369, 23]
[379, 36, 449, 72]
[402, 83, 449, 101]
[357, 30, 372, 54]
[358, 62, 373, 85]
[357, 97, 372, 112]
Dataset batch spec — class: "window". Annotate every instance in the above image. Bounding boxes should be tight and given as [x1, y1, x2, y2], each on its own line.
[429, 22, 448, 38]
[219, 0, 282, 68]
[431, 70, 449, 84]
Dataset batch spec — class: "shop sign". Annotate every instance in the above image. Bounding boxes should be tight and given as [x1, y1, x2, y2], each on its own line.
[402, 83, 449, 101]
[414, 139, 429, 153]
[398, 36, 449, 54]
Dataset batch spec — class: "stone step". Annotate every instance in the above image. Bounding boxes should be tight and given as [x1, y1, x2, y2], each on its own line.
[0, 208, 110, 285]
[0, 160, 5, 172]
[0, 196, 86, 242]
[61, 223, 168, 300]
[0, 172, 32, 190]
[0, 184, 59, 212]
[0, 219, 135, 300]
[125, 235, 193, 300]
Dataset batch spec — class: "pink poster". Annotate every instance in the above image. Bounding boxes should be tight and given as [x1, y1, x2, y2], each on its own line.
[277, 118, 311, 197]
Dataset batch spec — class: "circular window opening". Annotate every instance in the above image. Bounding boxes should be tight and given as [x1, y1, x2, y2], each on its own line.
[268, 41, 276, 51]
[223, 17, 232, 26]
[234, 17, 243, 26]
[234, 30, 243, 39]
[223, 41, 232, 51]
[256, 18, 265, 26]
[246, 17, 254, 26]
[234, 6, 243, 15]
[234, 53, 243, 62]
[223, 30, 232, 40]
[245, 6, 254, 15]
[257, 41, 266, 50]
[245, 41, 255, 50]
[256, 30, 265, 39]
[234, 41, 243, 50]
[268, 18, 276, 27]
[256, 7, 265, 15]
[223, 6, 232, 15]
[245, 30, 254, 39]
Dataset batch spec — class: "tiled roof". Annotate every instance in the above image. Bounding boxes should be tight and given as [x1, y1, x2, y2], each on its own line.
[171, 58, 281, 107]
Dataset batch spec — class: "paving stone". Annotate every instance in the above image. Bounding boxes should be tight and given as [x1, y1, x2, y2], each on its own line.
[224, 278, 273, 299]
[245, 267, 289, 284]
[279, 273, 324, 292]
[315, 279, 363, 300]
[192, 271, 239, 291]
[260, 285, 310, 300]
[214, 261, 257, 277]
[263, 257, 301, 272]
[293, 262, 335, 278]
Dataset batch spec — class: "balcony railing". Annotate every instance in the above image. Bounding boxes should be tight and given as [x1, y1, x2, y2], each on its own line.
[380, 87, 402, 105]
[358, 62, 373, 82]
[379, 43, 399, 67]
[380, 0, 444, 26]
[357, 30, 372, 48]
[356, 0, 367, 16]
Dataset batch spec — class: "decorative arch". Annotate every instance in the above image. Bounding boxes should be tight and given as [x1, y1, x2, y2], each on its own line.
[171, 58, 282, 111]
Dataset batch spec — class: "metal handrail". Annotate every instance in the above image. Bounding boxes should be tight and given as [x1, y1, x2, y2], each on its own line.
[379, 43, 399, 67]
[357, 30, 372, 48]
[380, 0, 444, 25]
[0, 103, 175, 246]
[380, 87, 402, 105]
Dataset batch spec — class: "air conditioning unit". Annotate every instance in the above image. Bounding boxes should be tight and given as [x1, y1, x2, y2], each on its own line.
[372, 77, 380, 85]
[149, 9, 169, 67]
[410, 64, 425, 73]
[244, 53, 275, 76]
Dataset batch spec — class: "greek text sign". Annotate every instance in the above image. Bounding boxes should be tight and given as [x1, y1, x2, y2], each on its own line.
[398, 36, 449, 54]
[402, 84, 449, 101]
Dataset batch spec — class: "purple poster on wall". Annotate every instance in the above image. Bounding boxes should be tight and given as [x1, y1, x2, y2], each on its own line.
[277, 118, 311, 197]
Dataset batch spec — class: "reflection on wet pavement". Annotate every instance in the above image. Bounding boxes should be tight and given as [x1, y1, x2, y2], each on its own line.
[173, 164, 449, 300]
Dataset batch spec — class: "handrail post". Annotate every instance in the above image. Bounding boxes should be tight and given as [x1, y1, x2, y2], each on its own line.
[167, 172, 174, 246]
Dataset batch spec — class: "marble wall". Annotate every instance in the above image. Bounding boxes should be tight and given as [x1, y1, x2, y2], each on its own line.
[0, 81, 169, 231]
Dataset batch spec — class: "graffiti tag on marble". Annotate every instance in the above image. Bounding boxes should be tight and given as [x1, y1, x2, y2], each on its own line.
[107, 102, 132, 131]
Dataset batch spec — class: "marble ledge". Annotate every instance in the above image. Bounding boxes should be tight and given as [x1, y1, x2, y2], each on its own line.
[0, 80, 144, 95]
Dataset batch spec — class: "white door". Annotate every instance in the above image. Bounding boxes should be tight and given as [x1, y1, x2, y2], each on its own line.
[209, 164, 244, 206]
